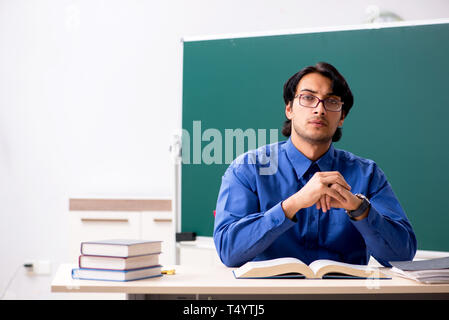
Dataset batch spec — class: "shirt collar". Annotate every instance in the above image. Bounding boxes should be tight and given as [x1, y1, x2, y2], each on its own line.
[285, 137, 335, 180]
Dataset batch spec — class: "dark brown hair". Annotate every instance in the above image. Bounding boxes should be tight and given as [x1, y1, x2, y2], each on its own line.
[282, 62, 354, 142]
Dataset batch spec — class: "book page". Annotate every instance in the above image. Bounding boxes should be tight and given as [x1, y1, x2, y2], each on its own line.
[309, 259, 378, 278]
[246, 257, 307, 268]
[234, 257, 312, 278]
[309, 260, 370, 273]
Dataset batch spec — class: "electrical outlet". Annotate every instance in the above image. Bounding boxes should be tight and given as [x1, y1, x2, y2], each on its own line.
[24, 260, 52, 275]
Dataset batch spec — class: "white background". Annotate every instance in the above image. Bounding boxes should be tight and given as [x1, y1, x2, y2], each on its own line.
[1, 0, 448, 299]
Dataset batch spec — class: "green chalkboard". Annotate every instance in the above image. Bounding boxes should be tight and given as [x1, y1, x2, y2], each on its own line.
[181, 22, 449, 251]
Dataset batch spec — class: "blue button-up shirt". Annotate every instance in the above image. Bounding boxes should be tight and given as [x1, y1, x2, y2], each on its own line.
[213, 138, 417, 267]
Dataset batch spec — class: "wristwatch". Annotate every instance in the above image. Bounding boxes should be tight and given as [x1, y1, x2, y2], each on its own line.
[346, 194, 371, 219]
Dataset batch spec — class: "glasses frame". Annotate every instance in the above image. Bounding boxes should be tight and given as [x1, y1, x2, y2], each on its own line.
[295, 93, 343, 112]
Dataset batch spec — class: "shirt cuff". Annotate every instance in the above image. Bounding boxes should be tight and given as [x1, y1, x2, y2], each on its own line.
[267, 202, 297, 231]
[350, 205, 381, 239]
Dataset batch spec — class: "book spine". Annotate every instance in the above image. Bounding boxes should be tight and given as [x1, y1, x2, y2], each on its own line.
[77, 255, 161, 271]
[71, 273, 163, 282]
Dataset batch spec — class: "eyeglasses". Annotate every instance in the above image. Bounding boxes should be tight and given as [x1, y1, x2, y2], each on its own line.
[295, 94, 343, 112]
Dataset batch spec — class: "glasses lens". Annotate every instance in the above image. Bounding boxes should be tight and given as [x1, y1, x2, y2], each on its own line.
[324, 98, 342, 111]
[299, 94, 318, 107]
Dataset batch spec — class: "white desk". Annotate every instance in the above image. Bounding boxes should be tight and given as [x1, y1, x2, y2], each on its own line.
[51, 264, 449, 300]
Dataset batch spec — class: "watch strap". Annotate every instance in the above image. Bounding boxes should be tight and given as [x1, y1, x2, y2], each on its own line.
[346, 194, 370, 219]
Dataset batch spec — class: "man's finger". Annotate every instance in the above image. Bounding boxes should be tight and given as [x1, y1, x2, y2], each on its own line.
[326, 194, 331, 211]
[320, 196, 328, 212]
[316, 171, 342, 176]
[330, 183, 352, 198]
[325, 187, 346, 204]
[320, 176, 351, 191]
[329, 197, 343, 208]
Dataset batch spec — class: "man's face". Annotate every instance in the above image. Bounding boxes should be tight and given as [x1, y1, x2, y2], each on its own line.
[285, 72, 345, 145]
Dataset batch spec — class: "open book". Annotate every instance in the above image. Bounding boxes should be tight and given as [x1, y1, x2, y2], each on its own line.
[233, 257, 388, 279]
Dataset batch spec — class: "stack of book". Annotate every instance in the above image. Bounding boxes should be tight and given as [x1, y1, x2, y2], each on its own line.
[71, 239, 163, 282]
[389, 256, 449, 284]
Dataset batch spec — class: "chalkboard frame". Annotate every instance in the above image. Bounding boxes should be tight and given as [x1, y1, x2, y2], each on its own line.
[181, 20, 449, 251]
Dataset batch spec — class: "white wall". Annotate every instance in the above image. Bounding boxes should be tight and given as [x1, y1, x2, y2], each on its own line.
[0, 0, 448, 299]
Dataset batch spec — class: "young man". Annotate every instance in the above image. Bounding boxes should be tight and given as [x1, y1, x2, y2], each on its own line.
[213, 62, 417, 267]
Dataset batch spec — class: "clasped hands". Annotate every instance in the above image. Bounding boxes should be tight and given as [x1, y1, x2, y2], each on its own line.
[282, 171, 363, 220]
